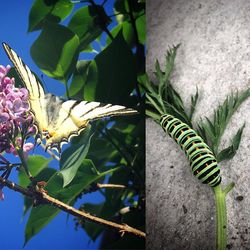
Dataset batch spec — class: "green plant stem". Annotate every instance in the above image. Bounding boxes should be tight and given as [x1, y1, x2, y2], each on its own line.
[213, 183, 234, 250]
[146, 94, 164, 115]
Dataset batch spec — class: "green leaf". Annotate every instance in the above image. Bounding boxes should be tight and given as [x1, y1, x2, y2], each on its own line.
[80, 202, 105, 240]
[114, 0, 129, 23]
[155, 60, 164, 86]
[143, 45, 187, 123]
[189, 87, 199, 120]
[59, 127, 93, 187]
[166, 85, 191, 123]
[162, 44, 180, 96]
[30, 22, 79, 83]
[19, 155, 52, 188]
[198, 121, 216, 147]
[68, 6, 105, 51]
[28, 0, 73, 32]
[114, 0, 145, 24]
[24, 160, 120, 246]
[135, 14, 145, 44]
[19, 155, 52, 217]
[198, 89, 250, 154]
[88, 137, 119, 165]
[217, 124, 245, 162]
[107, 22, 134, 48]
[146, 110, 161, 121]
[84, 31, 136, 106]
[22, 168, 57, 217]
[81, 60, 98, 100]
[140, 73, 154, 90]
[68, 60, 91, 97]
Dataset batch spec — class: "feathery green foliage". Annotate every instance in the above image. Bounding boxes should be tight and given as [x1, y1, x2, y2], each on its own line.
[189, 87, 199, 120]
[142, 44, 250, 164]
[141, 44, 193, 127]
[143, 44, 250, 250]
[198, 90, 250, 157]
[217, 124, 245, 162]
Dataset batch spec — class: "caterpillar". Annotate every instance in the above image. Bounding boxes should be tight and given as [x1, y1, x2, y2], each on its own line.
[160, 114, 221, 187]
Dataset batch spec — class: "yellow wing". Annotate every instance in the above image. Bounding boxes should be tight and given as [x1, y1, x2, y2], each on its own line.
[45, 99, 137, 150]
[3, 43, 138, 152]
[2, 42, 48, 134]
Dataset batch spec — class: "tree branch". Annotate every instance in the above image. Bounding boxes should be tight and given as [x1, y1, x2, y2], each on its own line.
[0, 176, 145, 238]
[96, 183, 126, 189]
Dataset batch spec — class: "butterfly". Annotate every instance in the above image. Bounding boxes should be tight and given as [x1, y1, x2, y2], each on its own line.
[2, 43, 138, 153]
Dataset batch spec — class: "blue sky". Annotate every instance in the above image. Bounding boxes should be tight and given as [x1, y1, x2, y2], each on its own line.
[0, 1, 116, 249]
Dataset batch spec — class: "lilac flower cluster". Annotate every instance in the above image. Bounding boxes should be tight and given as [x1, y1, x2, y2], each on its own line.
[0, 65, 35, 200]
[0, 65, 34, 155]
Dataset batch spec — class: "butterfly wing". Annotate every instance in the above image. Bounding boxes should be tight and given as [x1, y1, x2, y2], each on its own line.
[2, 42, 48, 135]
[3, 43, 138, 152]
[45, 98, 137, 151]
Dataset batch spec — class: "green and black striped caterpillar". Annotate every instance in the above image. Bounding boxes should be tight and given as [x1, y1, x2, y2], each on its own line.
[160, 114, 221, 187]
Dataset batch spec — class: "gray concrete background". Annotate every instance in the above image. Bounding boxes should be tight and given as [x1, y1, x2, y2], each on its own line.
[146, 1, 250, 249]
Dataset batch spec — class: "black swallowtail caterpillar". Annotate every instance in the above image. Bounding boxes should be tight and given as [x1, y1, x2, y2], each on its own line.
[160, 114, 221, 187]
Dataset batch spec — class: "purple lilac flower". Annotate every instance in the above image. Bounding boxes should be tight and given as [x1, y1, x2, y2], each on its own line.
[11, 138, 34, 159]
[0, 65, 36, 200]
[0, 65, 34, 154]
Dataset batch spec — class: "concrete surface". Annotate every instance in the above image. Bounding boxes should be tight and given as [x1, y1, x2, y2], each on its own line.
[146, 1, 250, 249]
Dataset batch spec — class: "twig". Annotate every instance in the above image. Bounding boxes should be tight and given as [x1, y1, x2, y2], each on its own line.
[0, 176, 35, 198]
[0, 176, 145, 238]
[96, 183, 126, 189]
[43, 193, 145, 237]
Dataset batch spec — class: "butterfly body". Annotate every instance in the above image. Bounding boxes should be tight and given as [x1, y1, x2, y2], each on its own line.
[3, 42, 138, 152]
